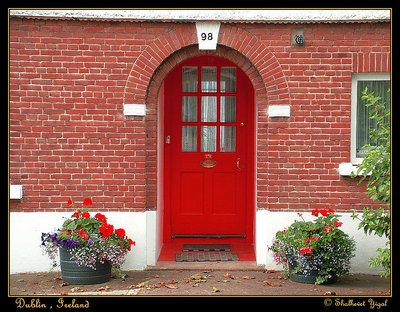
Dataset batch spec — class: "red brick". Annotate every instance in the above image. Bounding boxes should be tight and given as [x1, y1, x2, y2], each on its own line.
[9, 17, 389, 213]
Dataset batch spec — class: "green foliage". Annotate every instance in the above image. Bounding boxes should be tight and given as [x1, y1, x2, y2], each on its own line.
[351, 87, 391, 278]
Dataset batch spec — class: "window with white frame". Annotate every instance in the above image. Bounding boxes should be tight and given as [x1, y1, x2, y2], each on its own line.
[351, 73, 390, 164]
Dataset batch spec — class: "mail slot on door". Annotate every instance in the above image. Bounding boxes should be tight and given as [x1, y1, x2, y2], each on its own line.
[200, 154, 217, 168]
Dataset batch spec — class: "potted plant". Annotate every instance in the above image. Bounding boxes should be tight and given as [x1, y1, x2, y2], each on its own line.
[41, 198, 135, 285]
[269, 209, 356, 285]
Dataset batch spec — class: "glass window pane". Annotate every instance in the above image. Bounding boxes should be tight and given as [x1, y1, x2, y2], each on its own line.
[220, 96, 236, 122]
[201, 126, 216, 152]
[182, 96, 197, 122]
[220, 126, 236, 152]
[182, 67, 197, 92]
[201, 67, 217, 92]
[356, 80, 390, 157]
[182, 126, 197, 152]
[221, 67, 236, 93]
[201, 96, 217, 122]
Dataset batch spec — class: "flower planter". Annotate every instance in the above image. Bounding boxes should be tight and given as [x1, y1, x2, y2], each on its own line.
[59, 248, 111, 285]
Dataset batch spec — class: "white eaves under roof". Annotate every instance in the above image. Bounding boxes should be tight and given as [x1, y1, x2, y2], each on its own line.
[9, 9, 391, 24]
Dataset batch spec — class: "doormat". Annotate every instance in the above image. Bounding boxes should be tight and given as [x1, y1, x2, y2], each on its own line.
[175, 252, 239, 262]
[182, 244, 231, 252]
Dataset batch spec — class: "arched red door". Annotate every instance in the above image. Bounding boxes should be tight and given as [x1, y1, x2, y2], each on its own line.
[164, 55, 254, 240]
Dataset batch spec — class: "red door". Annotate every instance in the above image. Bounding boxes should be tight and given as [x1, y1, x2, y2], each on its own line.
[164, 55, 254, 238]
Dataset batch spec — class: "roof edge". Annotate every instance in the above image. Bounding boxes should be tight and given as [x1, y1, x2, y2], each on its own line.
[9, 9, 391, 24]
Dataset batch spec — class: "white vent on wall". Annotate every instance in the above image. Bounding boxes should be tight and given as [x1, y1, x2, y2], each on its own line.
[10, 185, 23, 199]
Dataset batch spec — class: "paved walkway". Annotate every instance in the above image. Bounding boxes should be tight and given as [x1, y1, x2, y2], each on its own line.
[9, 269, 390, 297]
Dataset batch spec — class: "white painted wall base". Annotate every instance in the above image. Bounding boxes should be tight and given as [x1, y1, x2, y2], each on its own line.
[10, 210, 388, 275]
[9, 211, 157, 273]
[255, 210, 389, 275]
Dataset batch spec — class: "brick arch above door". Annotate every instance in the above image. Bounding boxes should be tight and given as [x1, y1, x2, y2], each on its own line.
[123, 23, 290, 108]
[125, 24, 290, 211]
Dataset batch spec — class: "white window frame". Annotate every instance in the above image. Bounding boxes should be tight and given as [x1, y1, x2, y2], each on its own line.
[351, 72, 390, 165]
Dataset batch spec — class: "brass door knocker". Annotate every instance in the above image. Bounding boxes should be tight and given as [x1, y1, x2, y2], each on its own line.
[200, 154, 217, 168]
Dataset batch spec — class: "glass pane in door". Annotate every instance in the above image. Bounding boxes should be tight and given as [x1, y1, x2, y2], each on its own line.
[201, 96, 217, 122]
[201, 126, 217, 152]
[220, 126, 236, 152]
[182, 96, 197, 122]
[221, 67, 236, 93]
[182, 67, 198, 92]
[182, 126, 197, 152]
[201, 67, 217, 92]
[220, 96, 236, 122]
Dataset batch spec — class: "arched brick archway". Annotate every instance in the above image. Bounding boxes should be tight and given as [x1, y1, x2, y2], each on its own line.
[123, 23, 289, 107]
[126, 24, 290, 210]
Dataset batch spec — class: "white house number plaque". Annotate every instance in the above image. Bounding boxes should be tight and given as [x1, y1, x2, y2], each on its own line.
[195, 22, 221, 50]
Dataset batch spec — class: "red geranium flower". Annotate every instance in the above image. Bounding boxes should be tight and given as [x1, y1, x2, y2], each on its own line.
[300, 246, 313, 254]
[324, 226, 332, 233]
[71, 210, 81, 218]
[128, 239, 136, 250]
[115, 228, 126, 239]
[320, 209, 328, 216]
[95, 213, 107, 224]
[83, 198, 92, 206]
[311, 209, 319, 216]
[81, 212, 90, 218]
[100, 223, 114, 238]
[334, 221, 343, 227]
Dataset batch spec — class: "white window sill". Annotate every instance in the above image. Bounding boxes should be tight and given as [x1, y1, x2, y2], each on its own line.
[338, 163, 369, 176]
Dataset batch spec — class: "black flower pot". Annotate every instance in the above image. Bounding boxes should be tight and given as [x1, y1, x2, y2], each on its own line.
[288, 263, 337, 284]
[59, 248, 111, 285]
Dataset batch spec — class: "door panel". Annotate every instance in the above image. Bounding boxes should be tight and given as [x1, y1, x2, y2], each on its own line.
[164, 55, 253, 237]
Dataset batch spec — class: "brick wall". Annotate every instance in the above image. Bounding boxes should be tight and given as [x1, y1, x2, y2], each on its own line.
[9, 17, 390, 212]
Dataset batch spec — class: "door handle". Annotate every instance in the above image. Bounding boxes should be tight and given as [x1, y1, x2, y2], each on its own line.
[236, 158, 241, 171]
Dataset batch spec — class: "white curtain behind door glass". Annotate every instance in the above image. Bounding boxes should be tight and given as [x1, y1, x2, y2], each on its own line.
[201, 67, 217, 92]
[201, 96, 217, 122]
[201, 126, 216, 152]
[220, 96, 236, 122]
[221, 67, 236, 93]
[220, 126, 236, 152]
[182, 126, 197, 152]
[182, 96, 197, 122]
[182, 67, 198, 92]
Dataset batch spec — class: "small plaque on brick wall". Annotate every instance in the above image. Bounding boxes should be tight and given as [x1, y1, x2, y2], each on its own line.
[268, 105, 290, 117]
[124, 104, 146, 116]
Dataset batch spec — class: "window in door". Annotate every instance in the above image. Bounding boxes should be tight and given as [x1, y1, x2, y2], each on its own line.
[181, 65, 237, 153]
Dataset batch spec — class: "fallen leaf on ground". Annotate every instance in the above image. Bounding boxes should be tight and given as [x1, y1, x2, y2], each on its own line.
[324, 291, 336, 295]
[60, 282, 69, 287]
[16, 279, 25, 283]
[266, 269, 276, 273]
[208, 285, 220, 293]
[165, 284, 178, 289]
[241, 276, 256, 279]
[266, 275, 285, 279]
[135, 281, 150, 288]
[223, 273, 233, 279]
[217, 280, 231, 283]
[60, 292, 68, 296]
[71, 287, 84, 293]
[263, 280, 282, 287]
